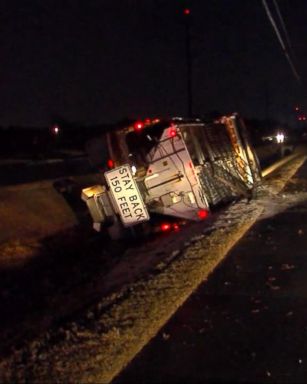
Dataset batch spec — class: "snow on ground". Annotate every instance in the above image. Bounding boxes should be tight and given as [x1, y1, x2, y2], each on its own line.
[1, 156, 306, 384]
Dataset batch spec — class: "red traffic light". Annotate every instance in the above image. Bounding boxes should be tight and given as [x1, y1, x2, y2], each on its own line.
[184, 8, 190, 15]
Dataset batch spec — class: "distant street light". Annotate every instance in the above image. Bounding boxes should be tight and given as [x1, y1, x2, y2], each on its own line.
[51, 125, 60, 135]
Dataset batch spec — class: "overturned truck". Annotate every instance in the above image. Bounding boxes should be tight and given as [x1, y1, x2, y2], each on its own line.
[82, 114, 261, 239]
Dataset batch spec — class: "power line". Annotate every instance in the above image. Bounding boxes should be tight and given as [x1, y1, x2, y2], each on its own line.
[262, 0, 300, 82]
[272, 0, 296, 58]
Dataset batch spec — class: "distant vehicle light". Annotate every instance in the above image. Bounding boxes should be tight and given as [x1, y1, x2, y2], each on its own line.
[276, 133, 285, 143]
[134, 121, 144, 131]
[107, 159, 114, 169]
[184, 8, 190, 15]
[198, 209, 209, 220]
[144, 118, 151, 125]
[161, 223, 171, 232]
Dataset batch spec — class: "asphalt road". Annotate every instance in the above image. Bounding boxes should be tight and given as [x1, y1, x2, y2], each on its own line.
[115, 162, 307, 383]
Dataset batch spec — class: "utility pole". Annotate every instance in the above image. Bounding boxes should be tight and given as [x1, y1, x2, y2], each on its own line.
[184, 8, 193, 117]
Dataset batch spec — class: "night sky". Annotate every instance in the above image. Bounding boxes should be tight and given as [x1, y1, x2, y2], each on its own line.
[1, 0, 307, 127]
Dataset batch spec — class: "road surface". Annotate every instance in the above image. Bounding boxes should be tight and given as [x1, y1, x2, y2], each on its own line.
[115, 160, 307, 383]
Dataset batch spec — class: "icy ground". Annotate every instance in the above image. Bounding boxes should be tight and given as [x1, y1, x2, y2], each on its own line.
[0, 155, 307, 384]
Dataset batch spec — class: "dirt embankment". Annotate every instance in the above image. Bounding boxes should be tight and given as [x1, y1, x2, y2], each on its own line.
[0, 174, 101, 268]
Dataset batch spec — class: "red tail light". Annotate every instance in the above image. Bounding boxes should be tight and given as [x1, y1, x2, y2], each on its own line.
[161, 223, 171, 232]
[134, 121, 144, 131]
[168, 127, 177, 138]
[198, 209, 209, 220]
[107, 159, 114, 169]
[173, 223, 180, 231]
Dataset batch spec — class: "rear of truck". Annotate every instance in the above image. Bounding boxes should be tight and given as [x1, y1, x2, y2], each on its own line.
[82, 115, 261, 238]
